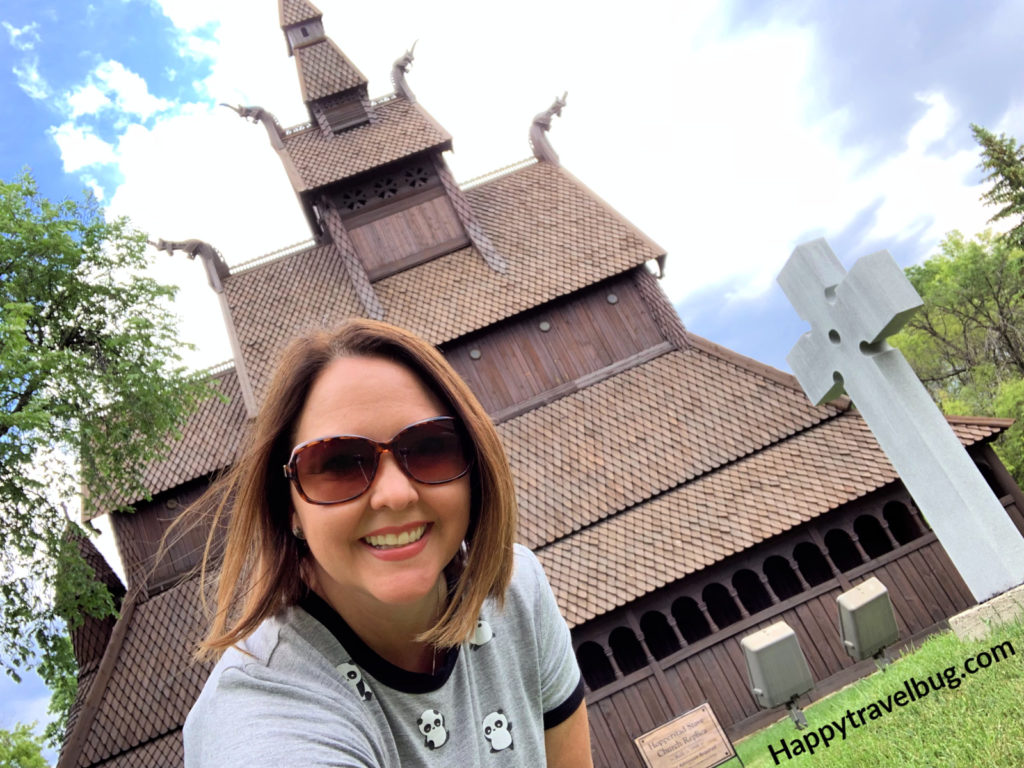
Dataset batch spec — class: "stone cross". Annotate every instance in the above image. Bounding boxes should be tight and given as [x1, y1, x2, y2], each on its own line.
[778, 238, 1024, 602]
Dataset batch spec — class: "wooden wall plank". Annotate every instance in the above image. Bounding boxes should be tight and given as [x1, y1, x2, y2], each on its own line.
[895, 556, 944, 624]
[445, 275, 665, 414]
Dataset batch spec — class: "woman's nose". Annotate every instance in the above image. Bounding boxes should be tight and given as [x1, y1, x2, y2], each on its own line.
[367, 450, 419, 510]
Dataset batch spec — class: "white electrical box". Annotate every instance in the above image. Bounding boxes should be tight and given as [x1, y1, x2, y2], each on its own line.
[837, 576, 899, 661]
[740, 621, 814, 709]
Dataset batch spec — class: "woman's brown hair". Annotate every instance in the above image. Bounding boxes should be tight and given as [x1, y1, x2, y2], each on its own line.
[192, 319, 518, 659]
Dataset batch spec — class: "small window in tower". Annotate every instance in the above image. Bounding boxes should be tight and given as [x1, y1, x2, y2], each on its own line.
[301, 26, 309, 38]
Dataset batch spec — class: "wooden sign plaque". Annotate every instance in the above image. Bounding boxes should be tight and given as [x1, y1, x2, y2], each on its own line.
[633, 703, 737, 768]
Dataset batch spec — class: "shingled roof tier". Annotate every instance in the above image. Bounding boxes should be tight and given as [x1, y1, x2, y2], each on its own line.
[224, 161, 665, 403]
[501, 344, 842, 549]
[294, 38, 367, 101]
[537, 414, 1008, 627]
[280, 0, 322, 28]
[72, 580, 212, 768]
[279, 96, 450, 191]
[123, 367, 248, 507]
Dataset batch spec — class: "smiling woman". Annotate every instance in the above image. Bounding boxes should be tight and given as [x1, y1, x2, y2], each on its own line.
[181, 319, 592, 767]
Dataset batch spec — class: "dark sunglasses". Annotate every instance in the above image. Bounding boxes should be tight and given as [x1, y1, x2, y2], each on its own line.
[283, 416, 472, 505]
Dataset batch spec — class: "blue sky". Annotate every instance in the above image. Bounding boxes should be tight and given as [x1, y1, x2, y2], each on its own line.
[2, 0, 1024, 754]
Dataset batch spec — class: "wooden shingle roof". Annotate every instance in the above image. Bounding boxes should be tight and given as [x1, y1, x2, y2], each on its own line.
[501, 342, 841, 550]
[279, 96, 450, 191]
[131, 367, 248, 503]
[538, 415, 1008, 627]
[280, 0, 322, 27]
[294, 38, 367, 101]
[69, 580, 211, 768]
[224, 161, 664, 406]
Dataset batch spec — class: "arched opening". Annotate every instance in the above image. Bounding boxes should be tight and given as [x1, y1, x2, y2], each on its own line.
[640, 610, 681, 660]
[702, 583, 741, 629]
[883, 500, 922, 545]
[825, 529, 863, 571]
[763, 556, 803, 601]
[671, 597, 711, 643]
[733, 569, 773, 614]
[576, 641, 616, 690]
[854, 515, 893, 558]
[609, 627, 646, 676]
[793, 542, 832, 586]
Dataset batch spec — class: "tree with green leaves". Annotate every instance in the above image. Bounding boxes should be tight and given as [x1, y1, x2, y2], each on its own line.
[972, 123, 1024, 250]
[892, 229, 1024, 480]
[892, 124, 1024, 485]
[0, 723, 48, 768]
[1, 172, 212, 744]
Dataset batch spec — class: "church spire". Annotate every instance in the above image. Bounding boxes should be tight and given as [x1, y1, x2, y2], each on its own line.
[279, 0, 370, 130]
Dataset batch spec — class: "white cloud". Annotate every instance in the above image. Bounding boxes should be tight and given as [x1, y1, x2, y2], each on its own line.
[2, 20, 41, 51]
[67, 82, 111, 117]
[906, 92, 954, 155]
[94, 60, 174, 118]
[105, 103, 308, 369]
[60, 60, 174, 122]
[12, 56, 50, 99]
[76, 0, 1022, 369]
[48, 122, 118, 172]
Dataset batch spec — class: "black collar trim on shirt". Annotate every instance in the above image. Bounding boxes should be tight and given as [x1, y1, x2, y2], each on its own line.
[299, 591, 461, 694]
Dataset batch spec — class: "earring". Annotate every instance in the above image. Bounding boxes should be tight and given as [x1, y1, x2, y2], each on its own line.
[292, 526, 306, 540]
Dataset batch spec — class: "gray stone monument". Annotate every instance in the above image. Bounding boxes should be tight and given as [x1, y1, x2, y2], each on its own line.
[777, 238, 1024, 602]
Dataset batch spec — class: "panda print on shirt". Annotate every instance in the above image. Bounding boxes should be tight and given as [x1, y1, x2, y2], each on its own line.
[469, 619, 494, 650]
[336, 662, 373, 701]
[417, 709, 448, 750]
[481, 710, 512, 752]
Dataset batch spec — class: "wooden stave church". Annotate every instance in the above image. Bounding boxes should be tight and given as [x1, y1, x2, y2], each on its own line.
[57, 1, 1024, 766]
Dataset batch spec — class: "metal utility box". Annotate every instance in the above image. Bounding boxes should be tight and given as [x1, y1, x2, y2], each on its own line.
[837, 577, 899, 661]
[740, 621, 814, 709]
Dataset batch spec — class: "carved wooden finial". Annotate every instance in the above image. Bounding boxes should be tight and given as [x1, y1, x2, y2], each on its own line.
[151, 238, 229, 293]
[391, 42, 417, 103]
[529, 92, 567, 165]
[220, 103, 285, 148]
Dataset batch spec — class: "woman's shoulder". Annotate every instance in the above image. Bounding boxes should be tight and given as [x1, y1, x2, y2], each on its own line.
[189, 612, 335, 706]
[509, 542, 549, 591]
[185, 612, 388, 765]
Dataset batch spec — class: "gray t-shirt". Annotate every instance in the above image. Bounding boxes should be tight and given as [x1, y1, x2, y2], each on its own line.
[184, 544, 583, 767]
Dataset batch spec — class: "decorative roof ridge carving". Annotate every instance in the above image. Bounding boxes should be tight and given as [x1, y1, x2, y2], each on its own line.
[283, 120, 315, 135]
[220, 103, 285, 149]
[460, 157, 537, 190]
[229, 238, 318, 274]
[529, 92, 567, 165]
[390, 42, 417, 103]
[203, 360, 235, 377]
[150, 237, 229, 293]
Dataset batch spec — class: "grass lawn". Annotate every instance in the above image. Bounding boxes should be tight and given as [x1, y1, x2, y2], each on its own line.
[716, 616, 1024, 768]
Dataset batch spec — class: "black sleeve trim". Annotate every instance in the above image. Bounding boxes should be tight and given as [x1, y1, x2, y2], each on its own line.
[543, 675, 585, 730]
